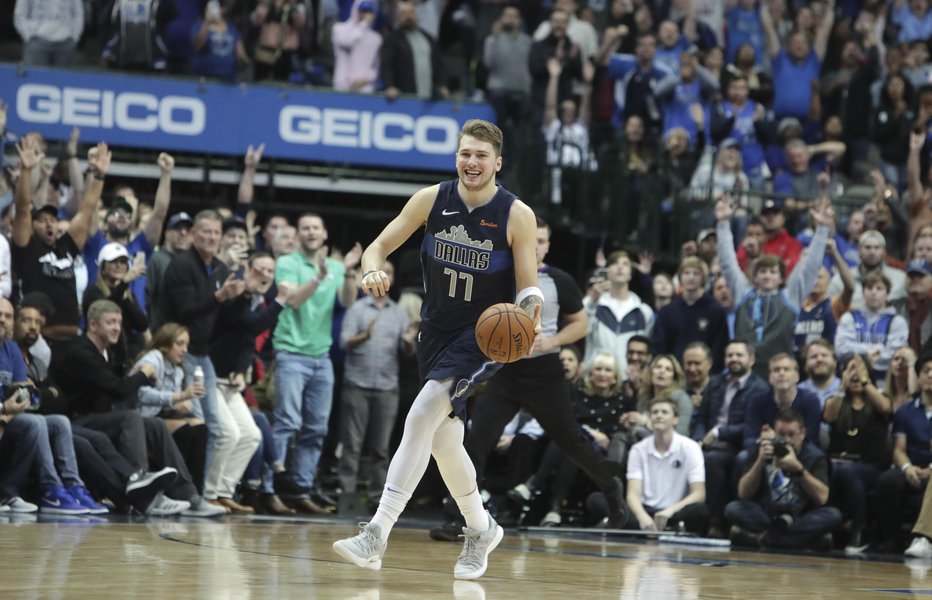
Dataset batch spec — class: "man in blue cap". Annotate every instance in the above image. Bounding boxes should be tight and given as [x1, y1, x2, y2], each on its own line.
[895, 258, 932, 353]
[146, 211, 193, 332]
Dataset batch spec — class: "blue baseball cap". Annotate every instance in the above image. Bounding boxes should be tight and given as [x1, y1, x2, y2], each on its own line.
[907, 258, 932, 276]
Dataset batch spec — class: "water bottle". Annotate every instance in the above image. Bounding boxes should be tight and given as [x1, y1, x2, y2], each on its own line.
[192, 366, 205, 399]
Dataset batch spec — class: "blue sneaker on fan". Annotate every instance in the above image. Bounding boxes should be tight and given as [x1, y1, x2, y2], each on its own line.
[40, 485, 89, 515]
[67, 485, 110, 515]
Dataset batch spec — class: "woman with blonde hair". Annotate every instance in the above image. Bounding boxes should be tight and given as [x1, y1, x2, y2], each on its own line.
[507, 352, 626, 527]
[624, 354, 692, 436]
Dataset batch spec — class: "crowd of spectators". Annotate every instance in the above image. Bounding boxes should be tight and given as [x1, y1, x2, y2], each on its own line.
[4, 0, 932, 560]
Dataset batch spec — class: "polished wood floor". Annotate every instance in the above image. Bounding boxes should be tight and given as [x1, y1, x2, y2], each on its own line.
[0, 514, 921, 599]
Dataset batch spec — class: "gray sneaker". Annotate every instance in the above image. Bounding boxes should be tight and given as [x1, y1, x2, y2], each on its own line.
[454, 511, 503, 580]
[332, 522, 386, 571]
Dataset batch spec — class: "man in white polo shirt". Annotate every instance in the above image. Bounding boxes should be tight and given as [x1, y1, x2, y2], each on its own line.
[623, 397, 708, 534]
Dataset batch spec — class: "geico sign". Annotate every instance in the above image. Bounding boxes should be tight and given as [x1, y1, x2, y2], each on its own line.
[16, 84, 205, 136]
[280, 106, 458, 154]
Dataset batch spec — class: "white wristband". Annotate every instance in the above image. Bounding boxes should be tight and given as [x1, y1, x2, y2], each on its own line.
[902, 463, 913, 473]
[515, 286, 544, 307]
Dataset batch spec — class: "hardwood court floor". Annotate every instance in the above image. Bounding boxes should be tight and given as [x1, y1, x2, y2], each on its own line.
[0, 514, 922, 599]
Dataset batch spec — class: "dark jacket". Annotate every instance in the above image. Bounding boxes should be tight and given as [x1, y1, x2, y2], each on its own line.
[692, 372, 769, 449]
[50, 335, 152, 416]
[209, 294, 284, 378]
[160, 247, 230, 355]
[651, 293, 728, 372]
[742, 386, 822, 450]
[83, 281, 149, 376]
[380, 27, 443, 96]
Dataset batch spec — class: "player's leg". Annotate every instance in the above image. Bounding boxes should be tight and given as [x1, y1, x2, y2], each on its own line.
[333, 378, 454, 569]
[432, 416, 503, 580]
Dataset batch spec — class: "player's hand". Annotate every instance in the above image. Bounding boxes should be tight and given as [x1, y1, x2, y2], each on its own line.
[533, 334, 556, 354]
[530, 304, 542, 337]
[361, 269, 389, 297]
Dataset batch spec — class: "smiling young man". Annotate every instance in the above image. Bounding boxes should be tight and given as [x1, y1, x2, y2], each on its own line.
[333, 119, 542, 580]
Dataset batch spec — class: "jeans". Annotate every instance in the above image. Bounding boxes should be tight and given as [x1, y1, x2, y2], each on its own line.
[44, 415, 83, 487]
[272, 350, 335, 494]
[0, 414, 59, 497]
[184, 353, 220, 476]
[725, 499, 842, 547]
[22, 38, 77, 67]
[830, 461, 881, 529]
[245, 411, 278, 494]
[337, 383, 399, 501]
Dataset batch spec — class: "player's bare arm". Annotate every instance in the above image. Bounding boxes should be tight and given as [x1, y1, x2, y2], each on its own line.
[360, 184, 439, 297]
[508, 199, 543, 332]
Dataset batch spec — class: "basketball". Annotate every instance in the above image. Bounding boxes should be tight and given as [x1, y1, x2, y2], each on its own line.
[475, 303, 535, 363]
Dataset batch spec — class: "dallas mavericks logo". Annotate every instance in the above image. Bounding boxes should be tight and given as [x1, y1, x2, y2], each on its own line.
[453, 378, 471, 399]
[434, 225, 492, 271]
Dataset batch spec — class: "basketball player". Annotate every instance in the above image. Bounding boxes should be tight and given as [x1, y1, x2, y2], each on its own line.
[431, 217, 630, 539]
[333, 120, 543, 580]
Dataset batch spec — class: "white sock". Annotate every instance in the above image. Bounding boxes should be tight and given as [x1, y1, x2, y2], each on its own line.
[454, 488, 489, 532]
[370, 485, 411, 540]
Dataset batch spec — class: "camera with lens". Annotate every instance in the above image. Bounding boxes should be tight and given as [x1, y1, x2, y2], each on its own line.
[588, 267, 608, 286]
[771, 437, 791, 459]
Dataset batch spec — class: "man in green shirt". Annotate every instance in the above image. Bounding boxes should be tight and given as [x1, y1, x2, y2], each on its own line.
[272, 213, 361, 513]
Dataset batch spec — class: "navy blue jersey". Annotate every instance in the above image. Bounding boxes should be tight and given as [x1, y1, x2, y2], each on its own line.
[794, 297, 836, 352]
[420, 180, 516, 332]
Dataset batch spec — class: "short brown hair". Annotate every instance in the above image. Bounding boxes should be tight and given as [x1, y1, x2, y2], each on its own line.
[752, 254, 785, 280]
[862, 272, 892, 293]
[769, 352, 798, 371]
[650, 396, 679, 416]
[607, 250, 631, 267]
[458, 120, 503, 156]
[678, 256, 709, 285]
[802, 339, 835, 361]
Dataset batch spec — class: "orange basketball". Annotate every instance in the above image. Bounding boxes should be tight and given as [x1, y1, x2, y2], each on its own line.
[475, 303, 535, 363]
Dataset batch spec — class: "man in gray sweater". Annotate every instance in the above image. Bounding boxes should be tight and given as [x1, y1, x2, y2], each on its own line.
[716, 196, 833, 378]
[483, 6, 532, 142]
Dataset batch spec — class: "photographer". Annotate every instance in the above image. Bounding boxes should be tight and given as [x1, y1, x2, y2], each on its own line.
[726, 409, 841, 550]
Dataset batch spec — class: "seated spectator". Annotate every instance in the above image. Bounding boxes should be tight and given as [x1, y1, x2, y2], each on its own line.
[13, 298, 173, 514]
[682, 342, 714, 415]
[743, 353, 823, 451]
[829, 231, 908, 305]
[874, 353, 932, 552]
[651, 257, 727, 372]
[617, 397, 708, 535]
[51, 299, 225, 517]
[633, 355, 693, 437]
[191, 1, 249, 82]
[835, 272, 909, 383]
[13, 0, 83, 67]
[693, 339, 769, 535]
[250, 0, 307, 82]
[893, 259, 932, 353]
[82, 243, 148, 376]
[717, 197, 830, 377]
[124, 324, 209, 497]
[823, 355, 892, 553]
[512, 352, 625, 527]
[332, 0, 382, 93]
[726, 409, 842, 549]
[798, 340, 841, 421]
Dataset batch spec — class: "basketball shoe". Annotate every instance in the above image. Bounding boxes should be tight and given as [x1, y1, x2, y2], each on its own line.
[333, 522, 387, 570]
[454, 511, 503, 580]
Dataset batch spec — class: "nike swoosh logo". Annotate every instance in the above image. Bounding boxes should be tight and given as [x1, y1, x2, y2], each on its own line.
[45, 499, 62, 507]
[442, 209, 459, 216]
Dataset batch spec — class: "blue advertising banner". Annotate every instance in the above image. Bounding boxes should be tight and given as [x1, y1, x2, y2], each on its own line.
[0, 65, 495, 171]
